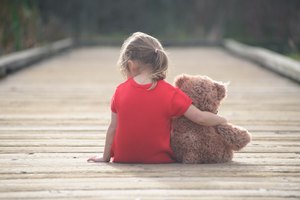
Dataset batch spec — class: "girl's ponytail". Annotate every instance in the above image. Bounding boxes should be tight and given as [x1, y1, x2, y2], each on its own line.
[151, 48, 168, 81]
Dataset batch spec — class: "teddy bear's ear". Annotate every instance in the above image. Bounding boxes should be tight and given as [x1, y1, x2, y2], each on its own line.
[174, 74, 189, 88]
[215, 81, 228, 100]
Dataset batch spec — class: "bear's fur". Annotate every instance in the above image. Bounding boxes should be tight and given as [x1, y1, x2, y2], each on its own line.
[171, 74, 251, 164]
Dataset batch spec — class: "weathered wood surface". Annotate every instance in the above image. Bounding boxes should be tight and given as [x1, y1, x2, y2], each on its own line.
[0, 47, 299, 199]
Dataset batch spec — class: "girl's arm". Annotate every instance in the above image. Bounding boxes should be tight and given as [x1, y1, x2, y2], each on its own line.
[87, 112, 117, 162]
[184, 105, 227, 126]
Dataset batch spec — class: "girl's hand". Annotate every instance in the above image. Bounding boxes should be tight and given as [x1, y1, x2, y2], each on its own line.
[87, 155, 109, 163]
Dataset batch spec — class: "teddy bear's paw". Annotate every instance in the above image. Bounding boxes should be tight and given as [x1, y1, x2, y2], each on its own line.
[216, 123, 251, 151]
[233, 129, 251, 151]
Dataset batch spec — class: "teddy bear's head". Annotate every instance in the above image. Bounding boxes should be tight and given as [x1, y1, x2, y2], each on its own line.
[175, 74, 227, 114]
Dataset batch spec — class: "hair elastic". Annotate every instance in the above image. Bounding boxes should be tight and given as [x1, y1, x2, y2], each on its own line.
[155, 48, 159, 53]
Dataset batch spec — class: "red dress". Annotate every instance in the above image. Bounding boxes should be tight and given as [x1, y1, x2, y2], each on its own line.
[110, 78, 192, 163]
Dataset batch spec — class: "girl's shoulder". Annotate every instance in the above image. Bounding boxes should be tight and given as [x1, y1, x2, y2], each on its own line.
[158, 80, 179, 91]
[115, 78, 132, 89]
[158, 80, 189, 100]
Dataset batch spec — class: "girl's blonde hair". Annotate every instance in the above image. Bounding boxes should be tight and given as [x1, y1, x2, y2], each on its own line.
[117, 32, 168, 89]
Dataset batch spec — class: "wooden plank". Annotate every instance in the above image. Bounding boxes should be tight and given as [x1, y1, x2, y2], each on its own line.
[0, 152, 298, 159]
[223, 39, 300, 83]
[1, 146, 300, 153]
[0, 178, 299, 193]
[0, 153, 298, 161]
[0, 164, 299, 178]
[0, 139, 299, 147]
[1, 143, 300, 153]
[1, 111, 299, 119]
[0, 190, 299, 200]
[1, 125, 299, 132]
[1, 171, 299, 179]
[0, 126, 108, 131]
[0, 157, 299, 167]
[0, 131, 298, 141]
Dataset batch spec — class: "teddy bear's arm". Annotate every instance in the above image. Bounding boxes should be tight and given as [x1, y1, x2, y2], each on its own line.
[215, 123, 251, 151]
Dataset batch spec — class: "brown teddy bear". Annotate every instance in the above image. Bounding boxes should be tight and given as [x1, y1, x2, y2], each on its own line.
[171, 74, 251, 164]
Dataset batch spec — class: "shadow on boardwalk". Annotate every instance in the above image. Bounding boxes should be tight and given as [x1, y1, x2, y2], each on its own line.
[0, 47, 299, 199]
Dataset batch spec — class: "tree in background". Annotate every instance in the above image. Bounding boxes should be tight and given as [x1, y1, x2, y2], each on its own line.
[0, 0, 39, 54]
[224, 0, 300, 54]
[0, 0, 299, 57]
[0, 0, 67, 55]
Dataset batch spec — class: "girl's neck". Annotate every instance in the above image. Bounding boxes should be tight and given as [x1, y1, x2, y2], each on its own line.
[133, 72, 152, 85]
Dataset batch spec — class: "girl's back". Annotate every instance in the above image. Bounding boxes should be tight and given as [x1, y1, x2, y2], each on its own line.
[111, 78, 191, 163]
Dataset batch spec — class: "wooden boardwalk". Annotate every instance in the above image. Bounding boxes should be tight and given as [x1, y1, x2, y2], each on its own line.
[0, 47, 299, 199]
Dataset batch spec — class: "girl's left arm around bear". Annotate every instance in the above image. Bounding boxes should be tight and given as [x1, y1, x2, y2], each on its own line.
[184, 104, 227, 126]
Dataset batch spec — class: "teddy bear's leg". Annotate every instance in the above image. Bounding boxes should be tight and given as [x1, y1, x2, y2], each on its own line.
[182, 151, 200, 164]
[199, 142, 233, 163]
[216, 123, 251, 151]
[218, 149, 234, 163]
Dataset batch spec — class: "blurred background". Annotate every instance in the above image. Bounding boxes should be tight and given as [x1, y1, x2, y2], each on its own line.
[1, 0, 300, 59]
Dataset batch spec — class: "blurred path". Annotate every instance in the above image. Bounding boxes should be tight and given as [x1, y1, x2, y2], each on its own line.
[0, 47, 299, 199]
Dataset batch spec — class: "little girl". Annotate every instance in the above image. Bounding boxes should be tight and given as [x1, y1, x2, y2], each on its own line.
[87, 32, 227, 164]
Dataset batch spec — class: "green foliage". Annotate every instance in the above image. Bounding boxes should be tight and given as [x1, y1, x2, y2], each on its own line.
[287, 53, 300, 61]
[0, 0, 39, 55]
[1, 0, 300, 56]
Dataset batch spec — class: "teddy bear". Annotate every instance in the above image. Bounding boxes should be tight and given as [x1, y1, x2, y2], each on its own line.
[171, 74, 251, 164]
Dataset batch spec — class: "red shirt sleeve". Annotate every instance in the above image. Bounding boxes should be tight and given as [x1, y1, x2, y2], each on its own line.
[170, 88, 192, 117]
[110, 90, 117, 113]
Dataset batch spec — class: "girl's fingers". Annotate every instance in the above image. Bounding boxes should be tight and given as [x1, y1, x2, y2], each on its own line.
[87, 156, 98, 162]
[87, 156, 104, 162]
